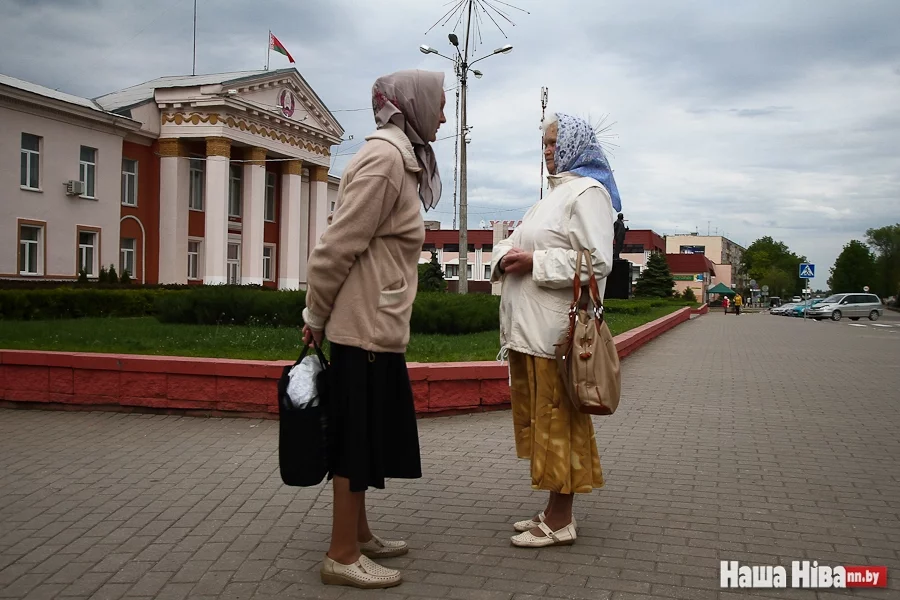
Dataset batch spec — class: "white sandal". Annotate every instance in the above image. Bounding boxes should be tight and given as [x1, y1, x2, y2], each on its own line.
[511, 520, 577, 548]
[360, 533, 409, 559]
[513, 512, 576, 533]
[320, 554, 402, 588]
[513, 511, 545, 533]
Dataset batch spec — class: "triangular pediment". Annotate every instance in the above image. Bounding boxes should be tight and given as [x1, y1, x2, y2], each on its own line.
[223, 69, 344, 142]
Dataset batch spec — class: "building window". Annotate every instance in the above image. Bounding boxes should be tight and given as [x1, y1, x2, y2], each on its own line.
[263, 245, 275, 281]
[466, 264, 473, 279]
[120, 238, 136, 277]
[78, 231, 97, 276]
[19, 224, 43, 275]
[187, 240, 201, 280]
[680, 245, 705, 255]
[189, 158, 205, 210]
[121, 159, 138, 206]
[228, 165, 242, 217]
[20, 133, 41, 190]
[622, 244, 645, 253]
[227, 242, 241, 284]
[484, 265, 491, 280]
[79, 146, 97, 198]
[265, 172, 276, 222]
[445, 264, 459, 278]
[444, 244, 459, 253]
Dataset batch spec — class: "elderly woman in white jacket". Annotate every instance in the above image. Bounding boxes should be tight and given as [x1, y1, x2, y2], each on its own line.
[491, 112, 621, 548]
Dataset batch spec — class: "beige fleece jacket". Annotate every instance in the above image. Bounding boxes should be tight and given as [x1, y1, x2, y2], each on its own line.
[302, 124, 425, 353]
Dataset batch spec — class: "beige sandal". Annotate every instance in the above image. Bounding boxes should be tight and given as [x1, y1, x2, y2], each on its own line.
[360, 533, 409, 559]
[320, 554, 402, 589]
[511, 521, 577, 548]
[513, 512, 576, 533]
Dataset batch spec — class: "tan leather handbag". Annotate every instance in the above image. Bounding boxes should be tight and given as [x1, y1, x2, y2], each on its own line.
[554, 249, 621, 415]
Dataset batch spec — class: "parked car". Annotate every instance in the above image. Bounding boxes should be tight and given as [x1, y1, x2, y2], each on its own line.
[806, 293, 883, 321]
[791, 296, 802, 303]
[790, 298, 825, 317]
[771, 302, 798, 316]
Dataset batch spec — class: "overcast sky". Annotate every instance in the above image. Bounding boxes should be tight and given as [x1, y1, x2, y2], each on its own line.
[3, 0, 899, 289]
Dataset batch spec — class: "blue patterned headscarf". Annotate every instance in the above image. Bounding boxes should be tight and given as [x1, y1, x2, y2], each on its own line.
[553, 112, 622, 212]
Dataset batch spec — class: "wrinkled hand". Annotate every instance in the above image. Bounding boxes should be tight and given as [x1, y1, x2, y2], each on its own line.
[302, 324, 324, 348]
[501, 248, 534, 276]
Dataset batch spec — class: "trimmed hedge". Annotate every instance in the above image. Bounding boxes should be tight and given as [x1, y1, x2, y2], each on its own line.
[0, 287, 695, 334]
[0, 288, 165, 320]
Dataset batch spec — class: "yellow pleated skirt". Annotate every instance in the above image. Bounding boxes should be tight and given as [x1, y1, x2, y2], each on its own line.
[509, 350, 603, 494]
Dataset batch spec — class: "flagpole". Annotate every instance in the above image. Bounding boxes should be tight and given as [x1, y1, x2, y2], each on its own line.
[192, 0, 197, 76]
[265, 30, 270, 71]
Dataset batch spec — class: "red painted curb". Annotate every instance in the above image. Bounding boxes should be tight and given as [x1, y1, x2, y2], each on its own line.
[1, 307, 695, 418]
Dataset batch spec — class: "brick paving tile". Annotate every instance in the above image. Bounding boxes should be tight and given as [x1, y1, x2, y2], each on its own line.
[2, 313, 900, 598]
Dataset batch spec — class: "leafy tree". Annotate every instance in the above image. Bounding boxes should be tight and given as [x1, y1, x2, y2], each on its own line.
[635, 252, 675, 298]
[829, 240, 877, 294]
[742, 236, 807, 295]
[866, 224, 900, 299]
[418, 250, 447, 292]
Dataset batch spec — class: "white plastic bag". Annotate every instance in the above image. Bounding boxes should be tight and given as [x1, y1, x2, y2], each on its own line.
[286, 355, 324, 409]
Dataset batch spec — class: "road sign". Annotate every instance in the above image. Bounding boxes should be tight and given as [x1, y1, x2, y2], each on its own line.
[864, 286, 870, 292]
[799, 263, 815, 279]
[762, 285, 769, 293]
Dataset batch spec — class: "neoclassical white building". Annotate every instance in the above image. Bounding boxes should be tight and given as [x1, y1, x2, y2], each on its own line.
[2, 68, 343, 288]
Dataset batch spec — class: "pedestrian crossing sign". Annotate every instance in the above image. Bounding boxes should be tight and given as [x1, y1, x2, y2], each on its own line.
[799, 263, 815, 279]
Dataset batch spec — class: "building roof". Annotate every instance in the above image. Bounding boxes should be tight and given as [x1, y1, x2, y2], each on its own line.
[0, 73, 106, 113]
[665, 253, 717, 274]
[94, 70, 272, 111]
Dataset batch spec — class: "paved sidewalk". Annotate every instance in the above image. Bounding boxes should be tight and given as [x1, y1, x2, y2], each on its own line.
[2, 313, 899, 599]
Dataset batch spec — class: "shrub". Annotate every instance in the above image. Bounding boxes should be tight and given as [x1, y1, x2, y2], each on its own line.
[98, 266, 109, 284]
[120, 269, 132, 285]
[0, 288, 164, 320]
[410, 292, 499, 334]
[681, 287, 697, 302]
[155, 287, 307, 327]
[77, 269, 89, 284]
[107, 264, 118, 283]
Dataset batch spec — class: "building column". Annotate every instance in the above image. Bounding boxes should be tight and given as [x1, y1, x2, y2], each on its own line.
[307, 165, 329, 256]
[475, 245, 483, 280]
[157, 139, 189, 284]
[241, 147, 266, 286]
[278, 160, 303, 290]
[204, 137, 230, 285]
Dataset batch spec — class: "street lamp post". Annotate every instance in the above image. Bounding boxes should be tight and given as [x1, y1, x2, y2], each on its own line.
[420, 32, 512, 294]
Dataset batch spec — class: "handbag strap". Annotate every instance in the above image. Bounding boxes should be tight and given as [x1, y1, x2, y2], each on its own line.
[292, 340, 328, 369]
[569, 249, 605, 325]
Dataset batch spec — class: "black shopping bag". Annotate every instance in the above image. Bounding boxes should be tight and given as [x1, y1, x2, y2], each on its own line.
[278, 342, 331, 487]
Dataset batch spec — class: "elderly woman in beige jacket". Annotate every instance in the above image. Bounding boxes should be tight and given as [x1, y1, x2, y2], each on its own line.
[301, 70, 446, 589]
[492, 112, 620, 548]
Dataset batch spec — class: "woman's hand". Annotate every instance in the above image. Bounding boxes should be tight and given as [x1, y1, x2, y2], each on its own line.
[501, 248, 534, 275]
[302, 324, 324, 348]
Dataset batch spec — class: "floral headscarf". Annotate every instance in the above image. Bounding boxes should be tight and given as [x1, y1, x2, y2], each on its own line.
[372, 70, 444, 211]
[554, 112, 622, 212]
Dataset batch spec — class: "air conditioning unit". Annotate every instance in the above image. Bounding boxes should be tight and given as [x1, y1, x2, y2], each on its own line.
[65, 180, 85, 196]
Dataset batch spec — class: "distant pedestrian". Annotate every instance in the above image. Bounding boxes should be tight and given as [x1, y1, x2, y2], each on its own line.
[734, 293, 743, 315]
[492, 112, 621, 549]
[302, 69, 447, 589]
[722, 296, 730, 314]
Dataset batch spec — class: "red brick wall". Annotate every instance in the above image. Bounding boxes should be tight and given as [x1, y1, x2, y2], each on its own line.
[0, 308, 693, 418]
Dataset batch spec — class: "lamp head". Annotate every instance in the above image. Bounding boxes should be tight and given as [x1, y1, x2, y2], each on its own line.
[494, 44, 513, 55]
[472, 69, 483, 79]
[419, 45, 436, 55]
[448, 33, 460, 47]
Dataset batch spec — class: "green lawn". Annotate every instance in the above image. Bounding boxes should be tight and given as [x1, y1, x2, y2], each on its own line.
[0, 306, 684, 363]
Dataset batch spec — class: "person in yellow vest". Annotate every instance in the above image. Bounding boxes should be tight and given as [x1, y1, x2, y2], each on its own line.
[734, 293, 743, 315]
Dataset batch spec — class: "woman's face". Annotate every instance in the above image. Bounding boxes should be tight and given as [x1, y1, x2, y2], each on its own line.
[543, 121, 558, 175]
[431, 91, 447, 142]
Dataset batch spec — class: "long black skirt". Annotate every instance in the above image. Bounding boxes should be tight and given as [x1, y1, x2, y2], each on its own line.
[326, 343, 422, 492]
